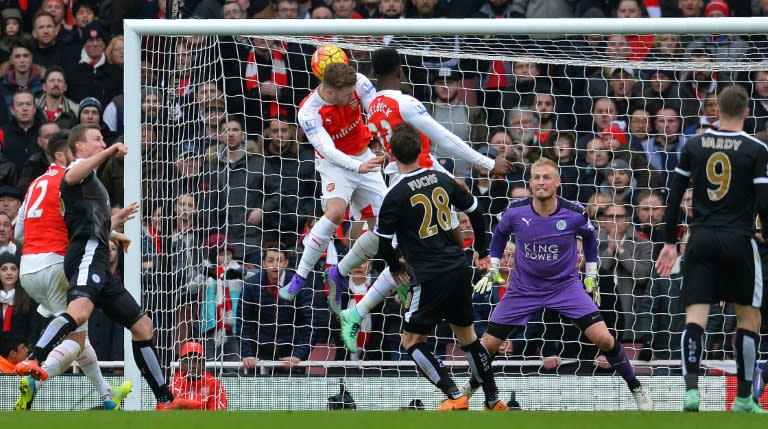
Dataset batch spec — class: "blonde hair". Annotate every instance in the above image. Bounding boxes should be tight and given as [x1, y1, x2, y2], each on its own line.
[530, 157, 560, 178]
[106, 35, 124, 65]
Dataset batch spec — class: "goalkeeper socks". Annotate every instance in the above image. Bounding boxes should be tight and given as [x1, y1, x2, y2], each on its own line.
[42, 338, 81, 379]
[355, 267, 397, 318]
[132, 339, 173, 403]
[338, 231, 379, 276]
[461, 339, 498, 403]
[77, 339, 112, 401]
[604, 340, 640, 390]
[734, 328, 759, 398]
[296, 216, 338, 278]
[407, 343, 462, 399]
[681, 323, 704, 391]
[29, 313, 78, 361]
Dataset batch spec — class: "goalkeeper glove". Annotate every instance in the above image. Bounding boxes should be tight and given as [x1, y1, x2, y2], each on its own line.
[583, 262, 600, 307]
[474, 257, 504, 295]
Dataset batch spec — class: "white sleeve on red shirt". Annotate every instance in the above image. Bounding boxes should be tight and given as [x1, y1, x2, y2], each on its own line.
[356, 73, 376, 112]
[13, 199, 26, 244]
[398, 94, 495, 171]
[297, 99, 363, 172]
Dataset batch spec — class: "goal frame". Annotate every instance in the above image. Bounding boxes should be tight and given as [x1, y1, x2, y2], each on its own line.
[122, 16, 768, 410]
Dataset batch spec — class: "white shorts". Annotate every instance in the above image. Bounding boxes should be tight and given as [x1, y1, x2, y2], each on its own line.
[317, 148, 387, 220]
[384, 156, 459, 229]
[20, 263, 88, 333]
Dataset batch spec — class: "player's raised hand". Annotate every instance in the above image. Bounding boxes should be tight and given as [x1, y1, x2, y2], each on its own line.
[111, 201, 139, 228]
[490, 156, 515, 176]
[654, 243, 678, 277]
[110, 143, 128, 159]
[358, 155, 385, 173]
[113, 232, 132, 253]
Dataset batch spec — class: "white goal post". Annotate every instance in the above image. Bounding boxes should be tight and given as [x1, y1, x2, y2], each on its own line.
[122, 17, 768, 411]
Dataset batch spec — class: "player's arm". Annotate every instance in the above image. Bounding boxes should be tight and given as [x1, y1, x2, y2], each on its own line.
[754, 146, 768, 239]
[64, 143, 127, 186]
[298, 109, 364, 172]
[400, 96, 496, 172]
[13, 199, 26, 245]
[356, 73, 376, 112]
[374, 195, 407, 275]
[450, 179, 489, 259]
[656, 168, 690, 277]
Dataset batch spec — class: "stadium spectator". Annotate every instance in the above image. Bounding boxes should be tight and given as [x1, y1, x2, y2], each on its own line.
[684, 3, 750, 83]
[222, 0, 247, 19]
[575, 137, 610, 203]
[273, 0, 300, 18]
[532, 90, 574, 140]
[31, 11, 64, 67]
[209, 115, 265, 264]
[40, 0, 71, 35]
[261, 114, 318, 249]
[169, 341, 228, 410]
[426, 67, 487, 178]
[676, 0, 705, 17]
[0, 210, 14, 254]
[77, 97, 113, 141]
[105, 35, 124, 69]
[0, 8, 22, 64]
[64, 21, 122, 106]
[0, 37, 44, 121]
[36, 66, 79, 129]
[512, 0, 576, 18]
[615, 0, 653, 60]
[0, 185, 21, 224]
[240, 245, 319, 374]
[0, 251, 43, 344]
[685, 92, 719, 136]
[628, 107, 651, 143]
[378, 0, 406, 18]
[171, 143, 214, 203]
[576, 97, 616, 151]
[310, 4, 334, 18]
[597, 202, 653, 341]
[597, 158, 635, 205]
[1, 90, 45, 177]
[331, 0, 363, 18]
[602, 122, 663, 192]
[542, 131, 579, 201]
[647, 33, 686, 61]
[16, 121, 59, 192]
[638, 106, 687, 188]
[0, 331, 27, 372]
[749, 70, 768, 133]
[204, 115, 260, 165]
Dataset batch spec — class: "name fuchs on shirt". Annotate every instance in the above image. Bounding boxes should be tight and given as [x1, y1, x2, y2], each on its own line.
[406, 173, 438, 191]
[522, 242, 560, 261]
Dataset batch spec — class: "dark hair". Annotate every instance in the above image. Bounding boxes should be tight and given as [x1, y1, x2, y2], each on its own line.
[47, 129, 70, 157]
[0, 332, 26, 358]
[43, 65, 66, 83]
[718, 85, 749, 120]
[371, 47, 401, 77]
[322, 63, 357, 89]
[390, 123, 421, 164]
[9, 35, 34, 54]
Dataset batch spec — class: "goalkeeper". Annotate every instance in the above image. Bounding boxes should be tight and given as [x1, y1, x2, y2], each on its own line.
[467, 158, 653, 411]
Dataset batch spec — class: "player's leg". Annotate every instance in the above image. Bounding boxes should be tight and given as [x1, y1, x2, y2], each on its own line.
[339, 266, 398, 352]
[461, 323, 522, 400]
[100, 279, 174, 407]
[731, 304, 765, 413]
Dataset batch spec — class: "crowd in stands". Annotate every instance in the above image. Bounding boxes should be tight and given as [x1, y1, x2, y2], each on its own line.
[3, 0, 768, 376]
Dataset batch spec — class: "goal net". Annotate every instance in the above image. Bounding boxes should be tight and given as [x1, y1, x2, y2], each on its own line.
[116, 17, 768, 411]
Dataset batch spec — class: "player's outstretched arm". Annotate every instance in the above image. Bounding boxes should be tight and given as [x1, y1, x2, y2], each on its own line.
[656, 172, 689, 277]
[579, 223, 600, 306]
[64, 143, 127, 186]
[111, 201, 139, 230]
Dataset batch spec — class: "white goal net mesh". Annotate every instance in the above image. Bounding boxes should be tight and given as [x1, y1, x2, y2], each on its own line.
[126, 22, 768, 410]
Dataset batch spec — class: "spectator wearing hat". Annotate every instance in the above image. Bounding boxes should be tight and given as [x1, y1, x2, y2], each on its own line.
[0, 331, 28, 373]
[0, 251, 44, 344]
[36, 66, 78, 129]
[425, 66, 487, 178]
[0, 8, 23, 64]
[77, 96, 115, 143]
[31, 11, 64, 67]
[169, 340, 228, 410]
[600, 121, 664, 192]
[0, 185, 21, 223]
[1, 90, 46, 177]
[0, 37, 45, 122]
[598, 158, 637, 206]
[16, 122, 59, 191]
[64, 21, 122, 107]
[684, 0, 749, 83]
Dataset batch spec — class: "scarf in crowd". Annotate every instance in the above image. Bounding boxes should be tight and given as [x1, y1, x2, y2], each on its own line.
[244, 41, 289, 117]
[214, 266, 233, 336]
[0, 288, 15, 333]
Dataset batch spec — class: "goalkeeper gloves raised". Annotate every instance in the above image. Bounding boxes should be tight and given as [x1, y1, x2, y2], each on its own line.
[473, 257, 504, 295]
[583, 262, 600, 307]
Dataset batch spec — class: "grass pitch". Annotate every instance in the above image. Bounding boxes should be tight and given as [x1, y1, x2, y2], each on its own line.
[4, 411, 766, 429]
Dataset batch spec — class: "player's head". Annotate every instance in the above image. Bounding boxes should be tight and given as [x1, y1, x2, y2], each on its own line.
[371, 47, 402, 80]
[179, 340, 205, 379]
[389, 123, 421, 165]
[717, 85, 749, 121]
[47, 129, 72, 166]
[68, 123, 105, 158]
[529, 157, 561, 201]
[0, 332, 28, 364]
[320, 62, 357, 106]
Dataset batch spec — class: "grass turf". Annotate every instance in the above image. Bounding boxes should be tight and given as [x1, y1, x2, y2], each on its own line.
[3, 411, 766, 429]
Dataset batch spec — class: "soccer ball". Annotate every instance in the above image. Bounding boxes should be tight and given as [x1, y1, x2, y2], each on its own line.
[311, 45, 349, 80]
